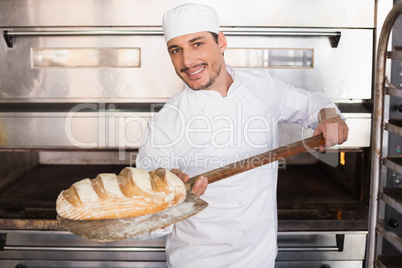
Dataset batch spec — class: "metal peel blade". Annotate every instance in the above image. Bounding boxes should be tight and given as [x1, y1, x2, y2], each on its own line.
[57, 134, 325, 242]
[57, 190, 207, 242]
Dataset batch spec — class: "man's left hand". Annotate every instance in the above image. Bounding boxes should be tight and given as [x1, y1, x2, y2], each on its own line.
[170, 169, 208, 197]
[313, 108, 349, 152]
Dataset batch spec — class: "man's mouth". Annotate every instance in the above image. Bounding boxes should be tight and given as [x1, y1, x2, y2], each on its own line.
[188, 67, 205, 75]
[181, 64, 207, 78]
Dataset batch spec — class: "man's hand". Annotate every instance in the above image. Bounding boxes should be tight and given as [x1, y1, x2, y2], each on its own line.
[313, 108, 349, 152]
[170, 169, 208, 197]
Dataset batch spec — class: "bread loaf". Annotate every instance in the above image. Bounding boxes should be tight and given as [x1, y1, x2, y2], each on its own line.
[56, 167, 186, 220]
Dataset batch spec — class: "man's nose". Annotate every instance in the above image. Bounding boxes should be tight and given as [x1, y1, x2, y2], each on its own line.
[182, 49, 196, 68]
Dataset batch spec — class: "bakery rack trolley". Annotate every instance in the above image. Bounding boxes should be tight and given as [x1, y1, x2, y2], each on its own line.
[368, 2, 402, 267]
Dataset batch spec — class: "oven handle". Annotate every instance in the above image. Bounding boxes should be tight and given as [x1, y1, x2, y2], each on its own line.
[2, 246, 166, 252]
[3, 246, 339, 252]
[3, 29, 164, 47]
[3, 29, 341, 48]
[278, 247, 339, 252]
[223, 30, 341, 47]
[2, 234, 345, 252]
[278, 234, 345, 252]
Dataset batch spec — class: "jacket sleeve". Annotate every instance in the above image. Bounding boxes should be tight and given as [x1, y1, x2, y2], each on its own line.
[133, 225, 173, 240]
[272, 75, 343, 129]
[136, 117, 178, 171]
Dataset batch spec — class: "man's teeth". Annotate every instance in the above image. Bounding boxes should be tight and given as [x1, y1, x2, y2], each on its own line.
[188, 67, 205, 75]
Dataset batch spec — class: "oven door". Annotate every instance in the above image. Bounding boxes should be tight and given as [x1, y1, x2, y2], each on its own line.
[0, 27, 372, 102]
[0, 230, 367, 268]
[276, 231, 368, 268]
[225, 28, 373, 101]
[0, 27, 372, 149]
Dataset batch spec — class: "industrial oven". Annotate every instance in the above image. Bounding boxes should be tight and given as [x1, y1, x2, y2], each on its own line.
[0, 0, 376, 267]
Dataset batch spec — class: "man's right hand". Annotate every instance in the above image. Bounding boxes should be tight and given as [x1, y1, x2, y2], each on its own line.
[170, 169, 208, 197]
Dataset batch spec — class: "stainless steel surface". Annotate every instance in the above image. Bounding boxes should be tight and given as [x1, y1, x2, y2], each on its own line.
[377, 225, 402, 253]
[3, 246, 165, 252]
[0, 1, 375, 150]
[2, 28, 163, 48]
[0, 230, 167, 261]
[0, 0, 376, 266]
[276, 232, 367, 261]
[0, 260, 167, 268]
[0, 0, 374, 28]
[3, 29, 342, 48]
[0, 31, 179, 102]
[278, 113, 371, 149]
[0, 230, 367, 267]
[0, 111, 370, 149]
[0, 26, 374, 149]
[367, 2, 402, 267]
[3, 29, 342, 37]
[0, 27, 372, 102]
[383, 157, 402, 174]
[227, 28, 372, 101]
[0, 111, 154, 148]
[275, 261, 363, 268]
[32, 47, 141, 69]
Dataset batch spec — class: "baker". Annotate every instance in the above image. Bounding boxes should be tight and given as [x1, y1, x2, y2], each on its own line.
[136, 3, 349, 267]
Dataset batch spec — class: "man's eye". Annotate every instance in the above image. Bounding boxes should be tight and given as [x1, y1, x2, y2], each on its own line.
[194, 42, 203, 47]
[171, 48, 181, 54]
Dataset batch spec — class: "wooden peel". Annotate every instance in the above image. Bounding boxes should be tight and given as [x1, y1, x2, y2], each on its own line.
[57, 134, 325, 242]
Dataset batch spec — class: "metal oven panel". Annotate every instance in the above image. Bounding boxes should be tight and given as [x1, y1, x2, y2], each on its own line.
[0, 0, 375, 150]
[278, 113, 372, 149]
[0, 260, 166, 268]
[275, 261, 363, 268]
[0, 111, 369, 149]
[276, 231, 367, 261]
[0, 32, 181, 102]
[0, 230, 367, 268]
[0, 0, 374, 28]
[226, 28, 373, 101]
[0, 28, 372, 102]
[0, 1, 374, 266]
[0, 111, 153, 148]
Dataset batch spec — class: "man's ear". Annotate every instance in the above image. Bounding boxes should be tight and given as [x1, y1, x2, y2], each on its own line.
[218, 31, 227, 54]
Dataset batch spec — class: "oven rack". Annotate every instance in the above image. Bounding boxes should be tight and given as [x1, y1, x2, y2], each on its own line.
[368, 2, 402, 267]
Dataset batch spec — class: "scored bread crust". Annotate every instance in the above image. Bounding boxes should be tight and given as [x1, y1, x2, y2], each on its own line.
[56, 168, 186, 220]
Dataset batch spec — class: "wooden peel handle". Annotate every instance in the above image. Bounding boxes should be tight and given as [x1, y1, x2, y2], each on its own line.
[185, 134, 325, 190]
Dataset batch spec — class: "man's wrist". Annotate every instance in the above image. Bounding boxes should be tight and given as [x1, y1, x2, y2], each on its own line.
[318, 108, 338, 122]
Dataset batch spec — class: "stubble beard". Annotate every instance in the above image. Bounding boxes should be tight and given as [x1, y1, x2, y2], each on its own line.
[179, 61, 222, 91]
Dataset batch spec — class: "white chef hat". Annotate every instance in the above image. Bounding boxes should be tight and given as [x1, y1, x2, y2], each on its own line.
[162, 3, 220, 43]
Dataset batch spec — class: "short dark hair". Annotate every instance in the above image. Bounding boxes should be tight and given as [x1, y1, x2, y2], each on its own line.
[210, 32, 219, 44]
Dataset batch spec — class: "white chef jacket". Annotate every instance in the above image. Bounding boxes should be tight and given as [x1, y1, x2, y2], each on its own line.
[136, 66, 340, 267]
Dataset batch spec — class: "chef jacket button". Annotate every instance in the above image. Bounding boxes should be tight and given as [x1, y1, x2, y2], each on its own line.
[242, 229, 247, 234]
[268, 186, 273, 191]
[238, 200, 245, 205]
[201, 108, 206, 112]
[269, 218, 274, 222]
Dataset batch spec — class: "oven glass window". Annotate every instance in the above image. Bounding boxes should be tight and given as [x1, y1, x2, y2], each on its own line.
[32, 47, 141, 68]
[225, 48, 313, 69]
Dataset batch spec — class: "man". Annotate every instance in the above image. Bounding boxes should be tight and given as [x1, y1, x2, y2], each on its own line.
[136, 3, 348, 267]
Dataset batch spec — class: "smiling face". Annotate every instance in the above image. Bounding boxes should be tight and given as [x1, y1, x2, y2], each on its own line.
[167, 31, 230, 94]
